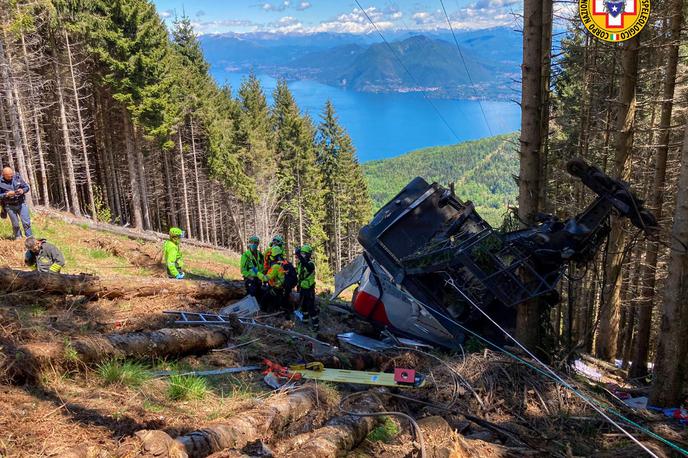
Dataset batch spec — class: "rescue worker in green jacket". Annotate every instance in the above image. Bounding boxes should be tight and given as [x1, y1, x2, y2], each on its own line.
[163, 227, 185, 279]
[24, 236, 65, 273]
[263, 245, 286, 312]
[296, 244, 318, 331]
[263, 235, 285, 272]
[241, 235, 266, 299]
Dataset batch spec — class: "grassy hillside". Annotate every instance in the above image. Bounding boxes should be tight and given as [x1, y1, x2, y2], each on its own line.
[0, 210, 241, 280]
[363, 133, 519, 225]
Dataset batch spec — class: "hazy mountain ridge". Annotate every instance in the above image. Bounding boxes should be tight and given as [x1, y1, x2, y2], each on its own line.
[200, 28, 521, 100]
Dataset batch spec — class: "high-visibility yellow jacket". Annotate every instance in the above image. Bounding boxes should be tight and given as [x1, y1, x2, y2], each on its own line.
[163, 239, 183, 277]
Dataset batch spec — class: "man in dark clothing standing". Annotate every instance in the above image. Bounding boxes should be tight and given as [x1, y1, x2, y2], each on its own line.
[25, 236, 65, 273]
[0, 167, 32, 240]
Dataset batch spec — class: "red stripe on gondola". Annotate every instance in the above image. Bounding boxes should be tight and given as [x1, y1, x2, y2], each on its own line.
[352, 290, 390, 326]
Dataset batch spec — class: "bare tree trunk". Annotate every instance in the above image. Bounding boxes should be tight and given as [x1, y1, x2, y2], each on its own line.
[537, 0, 553, 213]
[0, 37, 31, 202]
[133, 126, 151, 229]
[123, 110, 142, 228]
[93, 90, 113, 218]
[649, 120, 688, 407]
[630, 0, 683, 379]
[177, 130, 192, 236]
[53, 48, 81, 216]
[516, 0, 546, 350]
[211, 189, 218, 245]
[104, 109, 123, 223]
[19, 28, 49, 206]
[0, 93, 16, 169]
[189, 117, 205, 241]
[595, 37, 639, 361]
[64, 30, 96, 218]
[162, 150, 177, 227]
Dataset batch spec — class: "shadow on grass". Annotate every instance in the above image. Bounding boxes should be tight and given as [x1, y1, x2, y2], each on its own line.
[24, 385, 165, 438]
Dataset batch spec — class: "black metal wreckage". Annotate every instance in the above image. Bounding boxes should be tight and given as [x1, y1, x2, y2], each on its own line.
[341, 158, 658, 350]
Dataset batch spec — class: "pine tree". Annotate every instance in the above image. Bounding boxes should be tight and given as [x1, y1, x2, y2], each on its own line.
[272, 81, 329, 275]
[317, 100, 371, 272]
[236, 73, 276, 243]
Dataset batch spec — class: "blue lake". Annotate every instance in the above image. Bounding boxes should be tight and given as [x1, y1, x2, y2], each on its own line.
[212, 70, 521, 163]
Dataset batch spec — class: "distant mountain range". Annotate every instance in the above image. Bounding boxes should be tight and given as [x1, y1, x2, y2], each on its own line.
[199, 28, 522, 100]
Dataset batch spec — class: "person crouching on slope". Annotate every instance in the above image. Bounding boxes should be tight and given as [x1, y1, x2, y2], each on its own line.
[296, 244, 318, 331]
[24, 236, 65, 273]
[241, 235, 266, 300]
[164, 227, 185, 279]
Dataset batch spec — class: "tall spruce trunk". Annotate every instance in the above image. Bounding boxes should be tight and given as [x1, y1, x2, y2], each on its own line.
[133, 126, 151, 229]
[649, 120, 688, 407]
[595, 37, 639, 361]
[630, 0, 682, 379]
[537, 0, 553, 212]
[516, 0, 546, 349]
[122, 110, 142, 229]
[189, 117, 205, 241]
[19, 28, 48, 206]
[177, 130, 192, 237]
[12, 82, 39, 204]
[0, 97, 16, 169]
[0, 37, 31, 203]
[53, 48, 81, 216]
[64, 30, 96, 218]
[163, 150, 178, 227]
[93, 91, 113, 218]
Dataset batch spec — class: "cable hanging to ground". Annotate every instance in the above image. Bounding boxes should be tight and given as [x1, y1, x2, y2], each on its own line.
[434, 275, 684, 457]
[438, 0, 494, 136]
[353, 0, 462, 143]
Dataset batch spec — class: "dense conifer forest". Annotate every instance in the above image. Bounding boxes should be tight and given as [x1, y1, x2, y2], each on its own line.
[0, 0, 371, 274]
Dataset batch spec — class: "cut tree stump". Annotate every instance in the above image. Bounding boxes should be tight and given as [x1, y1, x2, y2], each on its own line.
[11, 326, 240, 381]
[0, 268, 245, 300]
[274, 392, 382, 457]
[134, 387, 320, 458]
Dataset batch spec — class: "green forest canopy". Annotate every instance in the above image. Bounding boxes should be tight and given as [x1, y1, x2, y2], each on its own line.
[363, 133, 519, 225]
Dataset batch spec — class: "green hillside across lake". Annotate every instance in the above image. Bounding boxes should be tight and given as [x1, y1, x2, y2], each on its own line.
[363, 133, 519, 225]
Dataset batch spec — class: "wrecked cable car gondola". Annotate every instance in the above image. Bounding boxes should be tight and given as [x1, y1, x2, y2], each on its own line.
[332, 158, 657, 350]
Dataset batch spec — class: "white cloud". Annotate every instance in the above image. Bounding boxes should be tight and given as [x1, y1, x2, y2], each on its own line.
[160, 9, 174, 19]
[262, 1, 290, 12]
[310, 7, 395, 34]
[191, 19, 259, 34]
[268, 15, 306, 33]
[412, 11, 433, 24]
[193, 2, 520, 35]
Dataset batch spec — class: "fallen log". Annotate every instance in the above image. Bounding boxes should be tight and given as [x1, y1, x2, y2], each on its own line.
[134, 387, 320, 458]
[274, 392, 382, 457]
[11, 326, 240, 381]
[0, 268, 246, 300]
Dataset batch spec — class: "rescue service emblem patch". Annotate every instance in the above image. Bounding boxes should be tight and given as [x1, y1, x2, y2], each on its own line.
[579, 0, 650, 42]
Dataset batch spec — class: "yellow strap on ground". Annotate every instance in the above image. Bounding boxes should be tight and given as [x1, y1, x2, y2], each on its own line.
[289, 362, 324, 372]
[297, 368, 425, 387]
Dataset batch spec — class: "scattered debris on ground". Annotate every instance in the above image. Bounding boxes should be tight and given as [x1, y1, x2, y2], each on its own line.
[0, 211, 686, 457]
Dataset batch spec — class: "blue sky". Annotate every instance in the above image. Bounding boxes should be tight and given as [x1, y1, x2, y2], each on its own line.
[152, 0, 523, 35]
